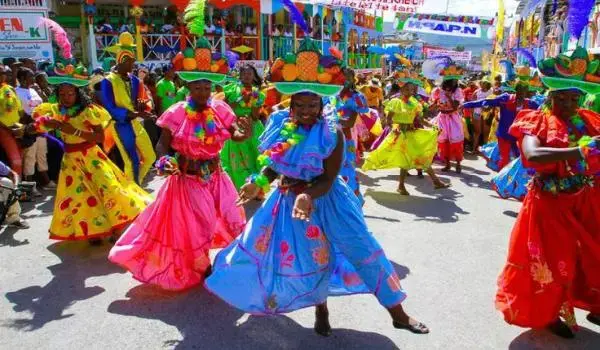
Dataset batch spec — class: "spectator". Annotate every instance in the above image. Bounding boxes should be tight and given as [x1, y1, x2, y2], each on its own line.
[15, 67, 54, 193]
[143, 71, 161, 147]
[33, 72, 52, 102]
[0, 65, 24, 176]
[284, 27, 292, 37]
[119, 20, 130, 33]
[0, 160, 29, 229]
[273, 24, 283, 36]
[96, 16, 113, 34]
[155, 64, 177, 115]
[205, 18, 216, 34]
[225, 24, 234, 36]
[161, 21, 175, 34]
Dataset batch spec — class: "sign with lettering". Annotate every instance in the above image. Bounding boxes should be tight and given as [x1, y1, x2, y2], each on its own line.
[424, 48, 472, 61]
[0, 11, 49, 42]
[0, 10, 53, 60]
[235, 60, 268, 76]
[329, 0, 426, 14]
[398, 17, 486, 39]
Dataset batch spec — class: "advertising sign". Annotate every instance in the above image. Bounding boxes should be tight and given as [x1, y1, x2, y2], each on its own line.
[329, 0, 426, 13]
[424, 48, 472, 61]
[0, 10, 53, 61]
[235, 60, 268, 76]
[398, 17, 486, 39]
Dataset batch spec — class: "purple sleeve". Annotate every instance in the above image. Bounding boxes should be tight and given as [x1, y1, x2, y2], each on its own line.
[0, 161, 11, 177]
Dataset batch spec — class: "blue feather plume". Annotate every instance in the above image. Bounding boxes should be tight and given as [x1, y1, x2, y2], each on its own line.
[281, 0, 309, 34]
[500, 59, 516, 80]
[225, 51, 239, 69]
[568, 0, 595, 39]
[513, 48, 537, 68]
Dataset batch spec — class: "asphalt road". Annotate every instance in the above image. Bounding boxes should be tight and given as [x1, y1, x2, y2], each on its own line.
[1, 157, 599, 350]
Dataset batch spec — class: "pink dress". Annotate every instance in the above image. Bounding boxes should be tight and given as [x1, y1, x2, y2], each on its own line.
[431, 87, 465, 161]
[109, 99, 246, 291]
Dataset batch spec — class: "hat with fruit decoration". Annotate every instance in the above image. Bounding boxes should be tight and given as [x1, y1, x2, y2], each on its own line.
[37, 18, 90, 87]
[439, 63, 465, 81]
[104, 32, 137, 65]
[171, 38, 236, 84]
[537, 46, 600, 94]
[391, 68, 423, 87]
[267, 38, 344, 96]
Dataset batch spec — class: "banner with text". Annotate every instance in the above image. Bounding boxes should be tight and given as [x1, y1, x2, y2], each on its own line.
[329, 0, 426, 13]
[0, 10, 53, 60]
[398, 17, 487, 39]
[424, 48, 472, 61]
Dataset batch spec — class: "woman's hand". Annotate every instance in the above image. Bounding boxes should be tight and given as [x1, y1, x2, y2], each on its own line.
[44, 119, 64, 130]
[292, 193, 313, 221]
[233, 117, 252, 140]
[236, 183, 260, 206]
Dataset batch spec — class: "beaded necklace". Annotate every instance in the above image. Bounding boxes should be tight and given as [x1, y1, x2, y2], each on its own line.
[185, 97, 217, 145]
[237, 85, 260, 108]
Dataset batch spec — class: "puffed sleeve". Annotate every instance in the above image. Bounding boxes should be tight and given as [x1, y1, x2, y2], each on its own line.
[87, 105, 112, 128]
[211, 99, 236, 129]
[156, 102, 186, 133]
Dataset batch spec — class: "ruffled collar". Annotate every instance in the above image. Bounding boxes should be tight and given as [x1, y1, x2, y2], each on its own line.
[258, 108, 338, 181]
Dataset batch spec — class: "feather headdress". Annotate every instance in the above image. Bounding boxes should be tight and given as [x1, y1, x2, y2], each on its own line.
[513, 48, 537, 68]
[38, 17, 72, 60]
[282, 0, 309, 34]
[567, 0, 595, 39]
[184, 0, 206, 37]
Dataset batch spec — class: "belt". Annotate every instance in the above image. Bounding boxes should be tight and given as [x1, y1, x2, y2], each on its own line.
[179, 156, 220, 180]
[64, 142, 95, 153]
[278, 176, 313, 195]
[532, 174, 594, 194]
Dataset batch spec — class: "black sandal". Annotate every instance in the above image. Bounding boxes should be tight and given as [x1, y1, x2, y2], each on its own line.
[393, 320, 430, 334]
[587, 313, 600, 327]
[547, 319, 575, 339]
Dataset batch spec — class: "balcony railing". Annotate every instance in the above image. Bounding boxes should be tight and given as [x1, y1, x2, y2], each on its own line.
[93, 33, 379, 70]
[0, 0, 47, 7]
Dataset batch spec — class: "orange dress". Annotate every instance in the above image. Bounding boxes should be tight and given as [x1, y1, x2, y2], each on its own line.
[495, 109, 600, 330]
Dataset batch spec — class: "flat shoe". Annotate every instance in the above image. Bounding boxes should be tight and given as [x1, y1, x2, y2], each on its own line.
[393, 320, 430, 334]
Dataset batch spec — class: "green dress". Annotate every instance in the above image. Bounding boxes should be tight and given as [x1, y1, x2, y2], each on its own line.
[220, 84, 266, 189]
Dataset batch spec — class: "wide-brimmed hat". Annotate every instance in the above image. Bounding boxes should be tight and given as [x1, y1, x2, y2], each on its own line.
[172, 38, 235, 84]
[105, 32, 137, 64]
[391, 69, 423, 87]
[537, 46, 600, 94]
[439, 63, 465, 81]
[267, 38, 344, 96]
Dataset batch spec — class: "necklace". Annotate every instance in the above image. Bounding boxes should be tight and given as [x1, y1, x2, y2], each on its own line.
[257, 118, 305, 168]
[237, 85, 260, 108]
[59, 105, 80, 122]
[185, 97, 217, 144]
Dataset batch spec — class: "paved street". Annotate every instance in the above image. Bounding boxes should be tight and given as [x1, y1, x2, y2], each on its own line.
[1, 157, 599, 350]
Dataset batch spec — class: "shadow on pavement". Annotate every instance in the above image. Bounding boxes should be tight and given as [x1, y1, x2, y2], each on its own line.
[364, 189, 469, 223]
[108, 285, 400, 350]
[3, 241, 122, 331]
[503, 210, 519, 218]
[509, 327, 600, 350]
[0, 226, 29, 247]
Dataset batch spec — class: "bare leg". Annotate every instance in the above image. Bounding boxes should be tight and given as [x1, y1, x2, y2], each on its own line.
[455, 161, 462, 174]
[388, 303, 429, 334]
[314, 302, 332, 337]
[417, 169, 424, 178]
[472, 117, 482, 154]
[397, 169, 409, 195]
[426, 167, 450, 189]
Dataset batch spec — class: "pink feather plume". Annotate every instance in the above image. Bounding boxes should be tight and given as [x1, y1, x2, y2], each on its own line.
[38, 17, 72, 59]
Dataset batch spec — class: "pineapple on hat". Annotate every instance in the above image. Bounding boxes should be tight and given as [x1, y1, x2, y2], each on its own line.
[296, 38, 321, 82]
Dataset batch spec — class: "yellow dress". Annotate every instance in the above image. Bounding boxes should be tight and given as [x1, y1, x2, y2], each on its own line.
[33, 103, 152, 240]
[362, 96, 438, 171]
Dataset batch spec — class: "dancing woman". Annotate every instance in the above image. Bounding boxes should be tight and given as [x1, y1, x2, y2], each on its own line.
[109, 46, 250, 291]
[32, 66, 150, 243]
[430, 64, 466, 173]
[206, 41, 429, 337]
[495, 48, 600, 338]
[362, 70, 449, 195]
[221, 64, 266, 189]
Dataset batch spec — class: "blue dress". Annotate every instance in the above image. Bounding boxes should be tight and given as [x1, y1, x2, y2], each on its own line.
[480, 141, 519, 172]
[324, 91, 370, 204]
[491, 157, 534, 201]
[205, 109, 407, 314]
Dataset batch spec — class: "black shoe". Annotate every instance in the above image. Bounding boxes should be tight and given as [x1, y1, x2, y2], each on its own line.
[547, 319, 575, 339]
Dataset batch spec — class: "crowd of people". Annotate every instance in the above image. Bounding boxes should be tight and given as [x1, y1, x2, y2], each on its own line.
[1, 15, 599, 343]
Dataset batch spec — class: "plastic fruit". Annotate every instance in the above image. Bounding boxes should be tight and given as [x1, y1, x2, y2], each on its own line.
[173, 52, 184, 70]
[282, 64, 299, 81]
[183, 57, 197, 70]
[65, 64, 75, 75]
[317, 72, 332, 84]
[211, 64, 220, 72]
[296, 38, 321, 82]
[271, 58, 285, 72]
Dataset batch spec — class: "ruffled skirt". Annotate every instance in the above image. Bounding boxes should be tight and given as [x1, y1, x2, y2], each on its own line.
[221, 120, 265, 189]
[362, 128, 438, 171]
[205, 177, 406, 314]
[109, 170, 245, 291]
[491, 157, 533, 201]
[495, 183, 600, 329]
[480, 140, 519, 172]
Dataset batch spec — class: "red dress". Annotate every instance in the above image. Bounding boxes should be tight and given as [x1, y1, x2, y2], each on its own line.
[495, 109, 600, 330]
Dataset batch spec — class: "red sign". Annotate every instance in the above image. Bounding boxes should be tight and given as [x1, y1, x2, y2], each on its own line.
[330, 0, 426, 13]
